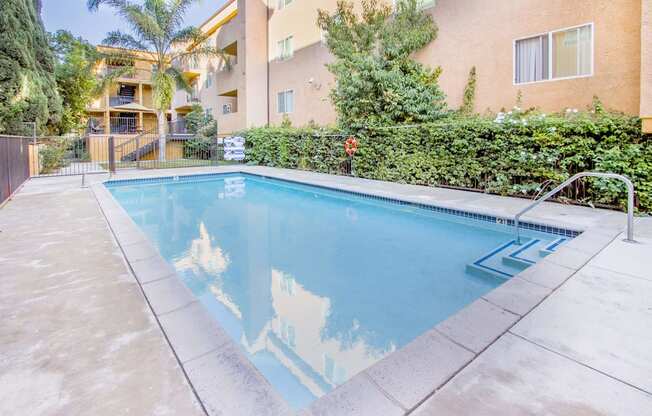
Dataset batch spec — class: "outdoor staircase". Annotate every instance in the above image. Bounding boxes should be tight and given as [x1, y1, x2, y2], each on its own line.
[118, 119, 195, 162]
[121, 139, 158, 161]
[466, 237, 567, 280]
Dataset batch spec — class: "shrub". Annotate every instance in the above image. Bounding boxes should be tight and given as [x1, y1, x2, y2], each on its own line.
[184, 104, 213, 134]
[39, 138, 67, 174]
[243, 110, 652, 212]
[317, 0, 447, 128]
[244, 127, 351, 175]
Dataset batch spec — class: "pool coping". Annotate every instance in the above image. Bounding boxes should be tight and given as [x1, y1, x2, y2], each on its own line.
[91, 168, 625, 416]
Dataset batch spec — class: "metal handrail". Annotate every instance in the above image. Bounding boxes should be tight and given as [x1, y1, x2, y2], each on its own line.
[532, 179, 554, 201]
[515, 172, 636, 243]
[114, 119, 189, 152]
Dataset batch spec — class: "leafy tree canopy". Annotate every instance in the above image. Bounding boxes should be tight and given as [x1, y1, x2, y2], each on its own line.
[317, 0, 447, 128]
[184, 104, 213, 134]
[50, 30, 100, 134]
[0, 0, 62, 134]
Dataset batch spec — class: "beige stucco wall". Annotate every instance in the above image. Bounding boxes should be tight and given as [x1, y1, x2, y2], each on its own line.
[241, 0, 269, 130]
[267, 0, 338, 127]
[641, 0, 652, 132]
[417, 0, 642, 114]
[215, 8, 246, 135]
[176, 0, 647, 131]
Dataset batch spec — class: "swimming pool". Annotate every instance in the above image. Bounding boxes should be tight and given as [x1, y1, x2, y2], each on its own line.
[106, 173, 572, 409]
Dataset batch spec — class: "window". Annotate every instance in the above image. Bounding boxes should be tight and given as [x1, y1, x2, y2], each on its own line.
[277, 36, 293, 60]
[277, 0, 292, 10]
[280, 318, 296, 348]
[515, 24, 593, 84]
[392, 0, 435, 10]
[277, 90, 294, 114]
[222, 103, 232, 114]
[280, 275, 296, 295]
[204, 72, 213, 88]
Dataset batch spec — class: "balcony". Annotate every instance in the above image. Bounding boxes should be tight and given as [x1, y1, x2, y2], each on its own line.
[173, 59, 200, 81]
[174, 92, 200, 111]
[109, 95, 137, 107]
[110, 117, 139, 134]
[87, 117, 150, 135]
[102, 66, 151, 82]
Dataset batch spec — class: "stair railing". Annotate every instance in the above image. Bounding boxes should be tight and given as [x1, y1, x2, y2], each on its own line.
[114, 124, 158, 153]
[514, 172, 635, 244]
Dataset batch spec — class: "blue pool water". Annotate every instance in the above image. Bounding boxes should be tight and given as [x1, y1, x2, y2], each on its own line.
[107, 173, 566, 409]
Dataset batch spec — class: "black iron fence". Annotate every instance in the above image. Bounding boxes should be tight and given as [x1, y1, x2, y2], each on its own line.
[31, 132, 240, 177]
[2, 120, 243, 186]
[0, 135, 32, 205]
[32, 135, 107, 176]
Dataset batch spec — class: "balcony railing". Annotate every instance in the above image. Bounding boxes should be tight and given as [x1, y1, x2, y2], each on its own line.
[102, 66, 151, 81]
[110, 117, 139, 134]
[104, 65, 134, 78]
[109, 95, 137, 107]
[86, 116, 195, 136]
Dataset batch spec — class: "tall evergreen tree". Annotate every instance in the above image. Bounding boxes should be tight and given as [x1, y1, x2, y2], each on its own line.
[0, 0, 62, 134]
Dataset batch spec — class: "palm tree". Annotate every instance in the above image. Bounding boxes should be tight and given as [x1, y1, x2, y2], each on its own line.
[87, 0, 223, 161]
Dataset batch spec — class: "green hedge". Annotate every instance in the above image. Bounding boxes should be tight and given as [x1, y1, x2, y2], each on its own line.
[243, 112, 652, 212]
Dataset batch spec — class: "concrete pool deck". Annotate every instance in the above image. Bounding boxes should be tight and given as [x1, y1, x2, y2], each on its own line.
[1, 166, 651, 415]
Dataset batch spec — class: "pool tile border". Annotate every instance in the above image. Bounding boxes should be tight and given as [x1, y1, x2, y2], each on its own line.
[104, 172, 580, 238]
[92, 168, 624, 416]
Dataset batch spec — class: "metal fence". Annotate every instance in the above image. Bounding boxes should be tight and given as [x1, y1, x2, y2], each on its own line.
[1, 119, 242, 190]
[109, 117, 139, 134]
[30, 132, 240, 177]
[0, 135, 32, 205]
[34, 135, 111, 176]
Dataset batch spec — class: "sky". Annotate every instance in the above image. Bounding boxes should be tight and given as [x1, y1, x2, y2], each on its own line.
[41, 0, 229, 45]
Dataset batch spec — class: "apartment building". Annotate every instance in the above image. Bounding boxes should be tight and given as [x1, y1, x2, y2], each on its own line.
[173, 0, 652, 135]
[86, 46, 171, 136]
[171, 0, 268, 135]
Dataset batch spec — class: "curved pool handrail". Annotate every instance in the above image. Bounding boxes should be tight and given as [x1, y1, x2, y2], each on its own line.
[515, 172, 635, 244]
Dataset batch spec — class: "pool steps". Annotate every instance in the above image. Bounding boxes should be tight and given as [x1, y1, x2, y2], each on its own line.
[466, 237, 567, 281]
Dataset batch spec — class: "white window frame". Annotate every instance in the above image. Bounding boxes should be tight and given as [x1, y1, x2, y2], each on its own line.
[513, 22, 594, 86]
[222, 103, 232, 115]
[277, 0, 292, 10]
[204, 72, 213, 89]
[277, 89, 294, 114]
[392, 0, 436, 10]
[277, 36, 294, 61]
